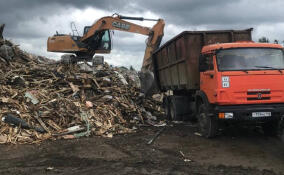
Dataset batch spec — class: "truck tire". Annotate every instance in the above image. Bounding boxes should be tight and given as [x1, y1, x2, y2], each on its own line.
[164, 97, 182, 121]
[197, 104, 218, 138]
[280, 127, 284, 143]
[163, 97, 171, 120]
[262, 120, 279, 136]
[280, 118, 284, 142]
[169, 100, 182, 121]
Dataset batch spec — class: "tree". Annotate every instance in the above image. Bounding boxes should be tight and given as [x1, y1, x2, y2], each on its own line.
[129, 65, 135, 71]
[0, 24, 4, 39]
[258, 37, 269, 43]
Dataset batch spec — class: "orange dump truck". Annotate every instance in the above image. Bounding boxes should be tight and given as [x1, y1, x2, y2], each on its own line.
[152, 28, 284, 138]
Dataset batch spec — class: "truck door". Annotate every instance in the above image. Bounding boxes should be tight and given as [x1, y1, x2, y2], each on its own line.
[199, 54, 217, 103]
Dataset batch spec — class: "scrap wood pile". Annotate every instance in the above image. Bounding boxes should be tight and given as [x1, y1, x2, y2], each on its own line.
[0, 35, 164, 144]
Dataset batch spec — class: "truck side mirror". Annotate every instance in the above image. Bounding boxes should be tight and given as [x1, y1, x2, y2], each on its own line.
[199, 64, 209, 72]
[199, 55, 209, 72]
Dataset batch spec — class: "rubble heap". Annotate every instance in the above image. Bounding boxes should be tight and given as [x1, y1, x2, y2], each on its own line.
[0, 37, 164, 144]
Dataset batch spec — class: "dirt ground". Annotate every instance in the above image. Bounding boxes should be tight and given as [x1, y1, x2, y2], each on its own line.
[0, 122, 283, 175]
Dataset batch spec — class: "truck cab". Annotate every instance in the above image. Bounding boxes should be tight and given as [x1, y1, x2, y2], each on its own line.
[198, 42, 284, 137]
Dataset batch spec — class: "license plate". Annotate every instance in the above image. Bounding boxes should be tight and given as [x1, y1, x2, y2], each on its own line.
[252, 112, 271, 117]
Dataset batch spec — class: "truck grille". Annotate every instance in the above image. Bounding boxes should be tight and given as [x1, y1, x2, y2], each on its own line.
[247, 91, 271, 101]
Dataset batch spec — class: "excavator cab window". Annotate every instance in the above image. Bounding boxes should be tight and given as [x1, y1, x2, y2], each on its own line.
[96, 30, 111, 51]
[86, 30, 112, 53]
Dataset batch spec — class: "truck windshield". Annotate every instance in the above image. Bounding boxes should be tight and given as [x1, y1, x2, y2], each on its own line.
[216, 48, 284, 71]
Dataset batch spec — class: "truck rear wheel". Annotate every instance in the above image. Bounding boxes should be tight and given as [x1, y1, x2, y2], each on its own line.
[166, 99, 180, 121]
[164, 97, 182, 121]
[169, 100, 182, 121]
[197, 104, 218, 138]
[262, 120, 279, 136]
[164, 98, 171, 120]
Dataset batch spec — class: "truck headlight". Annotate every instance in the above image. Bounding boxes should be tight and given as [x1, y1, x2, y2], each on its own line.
[218, 112, 234, 119]
[225, 113, 233, 119]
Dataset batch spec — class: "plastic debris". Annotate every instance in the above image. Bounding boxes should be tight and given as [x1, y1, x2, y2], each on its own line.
[86, 101, 93, 108]
[114, 71, 128, 85]
[194, 132, 202, 137]
[24, 91, 39, 104]
[2, 113, 31, 129]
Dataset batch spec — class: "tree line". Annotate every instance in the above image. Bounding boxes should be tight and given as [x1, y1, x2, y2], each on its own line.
[258, 36, 282, 44]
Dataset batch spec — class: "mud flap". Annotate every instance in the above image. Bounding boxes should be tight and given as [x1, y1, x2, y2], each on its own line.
[164, 95, 194, 121]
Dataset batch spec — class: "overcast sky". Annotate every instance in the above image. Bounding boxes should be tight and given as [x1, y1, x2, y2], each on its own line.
[1, 0, 284, 69]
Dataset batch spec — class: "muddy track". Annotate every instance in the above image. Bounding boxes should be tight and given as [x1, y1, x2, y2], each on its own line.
[0, 123, 283, 175]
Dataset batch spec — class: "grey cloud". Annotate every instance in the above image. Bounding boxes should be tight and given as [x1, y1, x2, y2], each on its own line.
[1, 0, 284, 69]
[3, 0, 284, 34]
[133, 0, 284, 26]
[0, 0, 128, 12]
[0, 0, 130, 38]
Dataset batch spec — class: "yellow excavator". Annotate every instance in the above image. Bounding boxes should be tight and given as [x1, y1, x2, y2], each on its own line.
[47, 14, 165, 71]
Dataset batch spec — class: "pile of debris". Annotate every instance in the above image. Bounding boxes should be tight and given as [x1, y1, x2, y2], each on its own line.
[0, 34, 164, 144]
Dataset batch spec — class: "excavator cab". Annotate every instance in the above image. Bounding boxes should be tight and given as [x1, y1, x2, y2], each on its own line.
[83, 26, 111, 52]
[47, 29, 111, 55]
[87, 30, 111, 52]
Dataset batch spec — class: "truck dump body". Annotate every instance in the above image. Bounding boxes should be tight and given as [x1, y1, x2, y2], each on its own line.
[153, 29, 252, 91]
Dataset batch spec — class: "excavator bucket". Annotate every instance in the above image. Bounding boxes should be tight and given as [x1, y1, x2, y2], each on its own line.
[139, 58, 160, 97]
[139, 19, 165, 97]
[139, 69, 158, 96]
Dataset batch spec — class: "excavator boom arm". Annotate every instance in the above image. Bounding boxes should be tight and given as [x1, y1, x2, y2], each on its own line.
[81, 16, 152, 42]
[80, 15, 165, 68]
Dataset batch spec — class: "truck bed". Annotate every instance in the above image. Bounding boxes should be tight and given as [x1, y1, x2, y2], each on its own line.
[152, 29, 253, 91]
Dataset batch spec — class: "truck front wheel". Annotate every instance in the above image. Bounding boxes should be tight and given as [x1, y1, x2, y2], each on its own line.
[280, 127, 284, 143]
[280, 118, 284, 142]
[198, 104, 218, 138]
